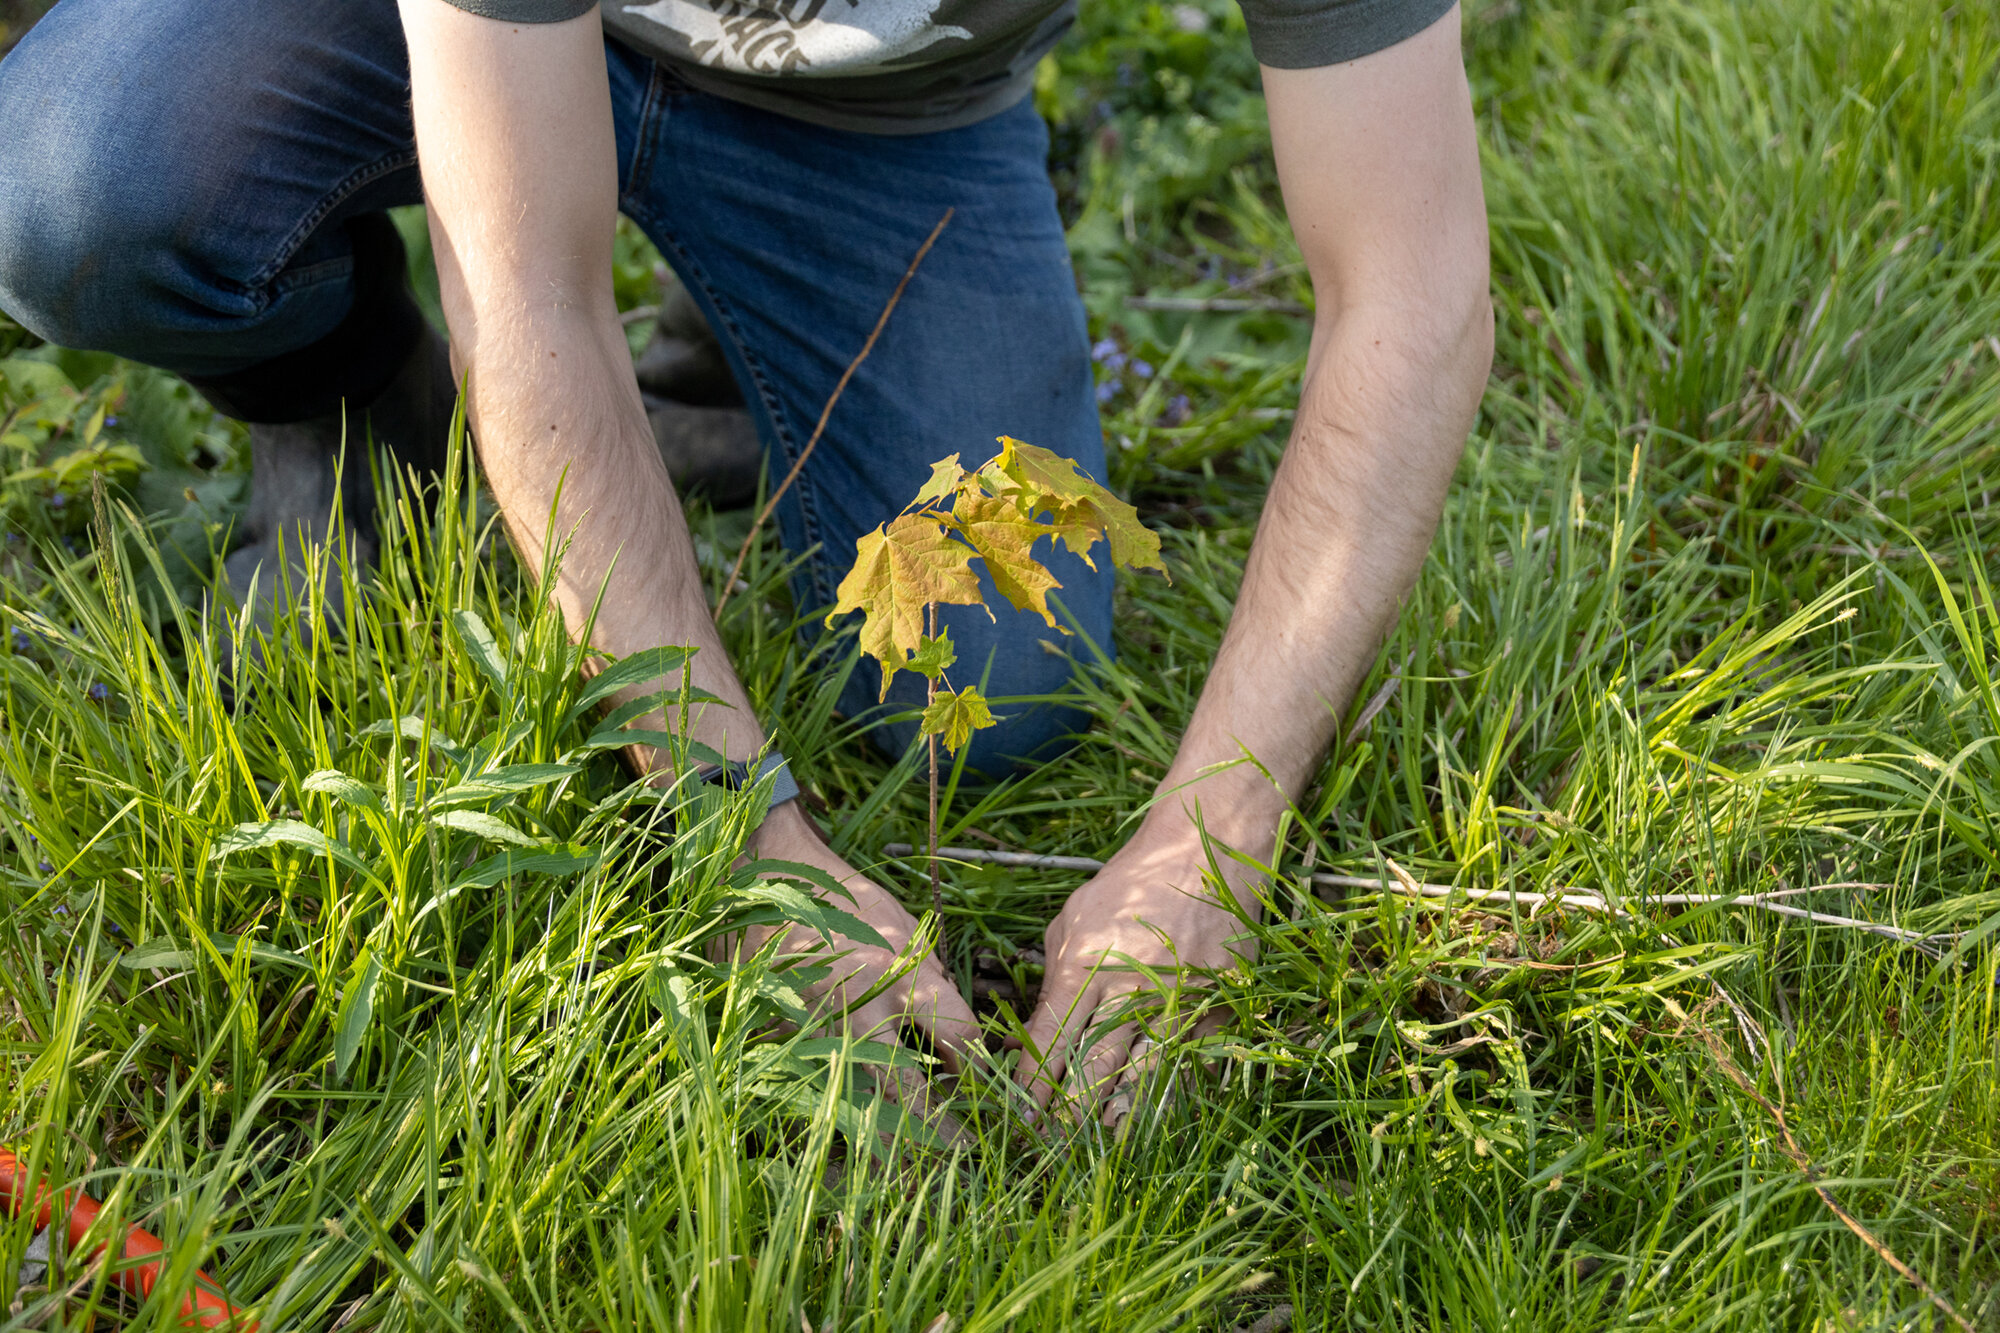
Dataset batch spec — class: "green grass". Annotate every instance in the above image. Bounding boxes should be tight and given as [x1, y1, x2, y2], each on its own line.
[4, 0, 1999, 1327]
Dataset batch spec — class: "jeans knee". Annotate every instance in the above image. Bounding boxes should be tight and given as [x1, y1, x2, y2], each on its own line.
[0, 92, 151, 349]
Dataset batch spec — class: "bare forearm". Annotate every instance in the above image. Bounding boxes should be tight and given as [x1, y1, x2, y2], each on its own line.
[1153, 302, 1491, 850]
[1141, 14, 1491, 857]
[403, 0, 763, 765]
[460, 306, 764, 752]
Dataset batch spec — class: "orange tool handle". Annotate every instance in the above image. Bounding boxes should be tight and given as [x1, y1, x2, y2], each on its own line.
[0, 1147, 255, 1330]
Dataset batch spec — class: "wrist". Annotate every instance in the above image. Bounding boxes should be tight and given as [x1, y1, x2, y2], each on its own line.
[1141, 758, 1286, 860]
[745, 797, 824, 862]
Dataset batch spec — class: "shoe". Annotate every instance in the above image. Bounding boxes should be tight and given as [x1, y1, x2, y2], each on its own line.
[634, 283, 744, 408]
[644, 393, 763, 511]
[218, 325, 456, 656]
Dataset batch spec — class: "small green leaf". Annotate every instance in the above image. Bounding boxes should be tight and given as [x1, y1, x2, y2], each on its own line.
[921, 685, 997, 755]
[910, 454, 966, 510]
[907, 634, 957, 681]
[430, 809, 540, 846]
[333, 951, 382, 1083]
[451, 609, 509, 694]
[302, 769, 382, 813]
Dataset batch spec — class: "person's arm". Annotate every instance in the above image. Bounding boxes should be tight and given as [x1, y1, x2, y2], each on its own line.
[398, 0, 976, 1090]
[1017, 4, 1493, 1119]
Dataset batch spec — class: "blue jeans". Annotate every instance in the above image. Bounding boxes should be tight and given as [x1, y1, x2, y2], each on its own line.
[0, 0, 1115, 774]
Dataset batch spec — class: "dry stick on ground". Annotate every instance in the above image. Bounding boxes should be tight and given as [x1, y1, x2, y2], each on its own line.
[1677, 1007, 1976, 1333]
[712, 208, 955, 622]
[898, 833, 1970, 1322]
[879, 846, 1959, 952]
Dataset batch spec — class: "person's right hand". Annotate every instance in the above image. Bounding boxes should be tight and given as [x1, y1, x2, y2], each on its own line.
[746, 801, 979, 1131]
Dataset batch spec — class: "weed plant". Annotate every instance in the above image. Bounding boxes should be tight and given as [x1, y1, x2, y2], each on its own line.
[3, 0, 1998, 1328]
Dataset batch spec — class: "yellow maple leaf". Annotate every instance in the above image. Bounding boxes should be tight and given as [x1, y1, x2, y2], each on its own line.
[990, 436, 1166, 577]
[951, 492, 1064, 629]
[921, 685, 997, 755]
[827, 513, 983, 697]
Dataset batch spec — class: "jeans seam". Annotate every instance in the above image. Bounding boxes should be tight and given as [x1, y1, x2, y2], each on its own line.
[620, 59, 670, 207]
[240, 148, 419, 299]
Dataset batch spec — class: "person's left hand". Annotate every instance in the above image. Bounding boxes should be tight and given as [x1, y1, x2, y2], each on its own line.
[1013, 817, 1265, 1127]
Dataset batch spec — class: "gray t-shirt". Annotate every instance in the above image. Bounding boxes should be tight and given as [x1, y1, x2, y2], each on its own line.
[448, 0, 1453, 134]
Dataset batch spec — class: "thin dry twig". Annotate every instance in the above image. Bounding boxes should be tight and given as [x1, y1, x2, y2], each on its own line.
[1682, 1013, 1975, 1333]
[881, 845, 1956, 951]
[713, 208, 954, 621]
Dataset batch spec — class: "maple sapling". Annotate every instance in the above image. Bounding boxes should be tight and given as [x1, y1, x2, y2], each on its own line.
[828, 435, 1167, 909]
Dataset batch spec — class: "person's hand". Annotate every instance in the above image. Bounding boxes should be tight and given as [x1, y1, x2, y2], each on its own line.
[1014, 814, 1265, 1127]
[747, 801, 979, 1130]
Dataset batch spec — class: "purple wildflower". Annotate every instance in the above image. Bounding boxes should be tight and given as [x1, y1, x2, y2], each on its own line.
[104, 416, 119, 428]
[37, 859, 53, 875]
[1090, 338, 1120, 362]
[48, 493, 66, 510]
[10, 627, 30, 653]
[87, 681, 109, 703]
[1096, 381, 1120, 404]
[1132, 360, 1155, 379]
[1160, 394, 1192, 427]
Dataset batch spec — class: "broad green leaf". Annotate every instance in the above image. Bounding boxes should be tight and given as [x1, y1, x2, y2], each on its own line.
[302, 769, 382, 813]
[570, 645, 698, 719]
[410, 844, 600, 924]
[333, 951, 382, 1083]
[118, 932, 309, 973]
[826, 512, 983, 698]
[450, 608, 509, 694]
[732, 880, 887, 952]
[211, 820, 372, 877]
[453, 845, 600, 891]
[910, 453, 966, 510]
[434, 763, 577, 806]
[359, 716, 467, 767]
[906, 634, 957, 681]
[951, 492, 1063, 629]
[430, 809, 539, 846]
[921, 685, 997, 755]
[788, 1037, 922, 1068]
[731, 861, 888, 951]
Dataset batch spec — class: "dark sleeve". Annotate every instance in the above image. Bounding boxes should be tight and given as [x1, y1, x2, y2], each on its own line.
[437, 0, 598, 20]
[1237, 0, 1455, 69]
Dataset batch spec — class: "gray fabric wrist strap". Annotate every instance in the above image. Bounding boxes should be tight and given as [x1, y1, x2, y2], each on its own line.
[697, 752, 800, 809]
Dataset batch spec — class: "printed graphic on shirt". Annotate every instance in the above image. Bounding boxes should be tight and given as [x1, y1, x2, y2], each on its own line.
[619, 0, 973, 76]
